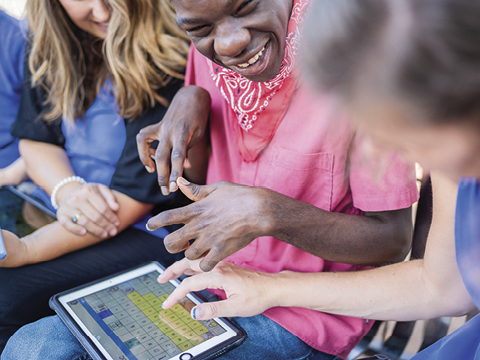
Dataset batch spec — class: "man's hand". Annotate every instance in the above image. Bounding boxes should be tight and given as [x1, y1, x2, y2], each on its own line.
[136, 86, 211, 196]
[147, 178, 273, 272]
[159, 259, 279, 320]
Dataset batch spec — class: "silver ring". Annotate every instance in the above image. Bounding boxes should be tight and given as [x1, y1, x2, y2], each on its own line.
[72, 214, 81, 224]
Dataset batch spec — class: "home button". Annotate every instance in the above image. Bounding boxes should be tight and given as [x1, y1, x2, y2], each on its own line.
[180, 353, 193, 360]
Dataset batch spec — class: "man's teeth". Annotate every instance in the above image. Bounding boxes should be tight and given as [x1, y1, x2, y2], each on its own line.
[237, 46, 266, 68]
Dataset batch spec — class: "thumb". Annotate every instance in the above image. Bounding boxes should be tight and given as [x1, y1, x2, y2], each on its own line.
[191, 298, 236, 320]
[177, 177, 215, 202]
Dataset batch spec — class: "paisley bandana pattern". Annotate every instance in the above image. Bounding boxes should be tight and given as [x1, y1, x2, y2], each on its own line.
[208, 0, 310, 161]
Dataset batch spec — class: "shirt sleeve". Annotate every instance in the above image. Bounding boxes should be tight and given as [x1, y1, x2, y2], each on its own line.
[10, 39, 64, 146]
[348, 133, 420, 212]
[109, 79, 190, 208]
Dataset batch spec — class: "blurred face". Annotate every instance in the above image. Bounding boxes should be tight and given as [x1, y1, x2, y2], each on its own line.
[59, 0, 111, 39]
[171, 0, 293, 82]
[348, 95, 480, 181]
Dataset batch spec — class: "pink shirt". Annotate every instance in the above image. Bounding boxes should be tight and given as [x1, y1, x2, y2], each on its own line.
[186, 47, 419, 359]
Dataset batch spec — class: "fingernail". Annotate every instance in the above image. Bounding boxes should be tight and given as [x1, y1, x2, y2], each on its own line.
[101, 231, 108, 238]
[169, 182, 178, 192]
[178, 177, 190, 186]
[145, 166, 153, 173]
[146, 222, 154, 231]
[109, 228, 117, 236]
[161, 301, 166, 308]
[161, 186, 169, 196]
[192, 307, 203, 320]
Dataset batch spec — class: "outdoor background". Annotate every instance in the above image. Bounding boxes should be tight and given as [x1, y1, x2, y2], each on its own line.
[0, 0, 26, 17]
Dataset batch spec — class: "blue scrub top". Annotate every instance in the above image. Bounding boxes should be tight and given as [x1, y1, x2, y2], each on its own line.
[0, 11, 25, 168]
[411, 178, 480, 359]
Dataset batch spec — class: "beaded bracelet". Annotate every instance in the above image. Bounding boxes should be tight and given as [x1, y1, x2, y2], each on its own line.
[50, 176, 87, 210]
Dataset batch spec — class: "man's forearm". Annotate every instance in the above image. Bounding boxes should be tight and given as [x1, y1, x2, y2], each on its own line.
[262, 189, 413, 265]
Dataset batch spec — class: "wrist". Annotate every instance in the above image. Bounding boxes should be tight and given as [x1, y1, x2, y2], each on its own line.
[254, 187, 281, 237]
[56, 182, 85, 207]
[50, 176, 86, 209]
[271, 271, 316, 309]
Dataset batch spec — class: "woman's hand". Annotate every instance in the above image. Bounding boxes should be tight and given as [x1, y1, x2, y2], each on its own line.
[160, 259, 279, 320]
[136, 85, 211, 196]
[147, 178, 274, 272]
[0, 230, 28, 267]
[56, 182, 120, 238]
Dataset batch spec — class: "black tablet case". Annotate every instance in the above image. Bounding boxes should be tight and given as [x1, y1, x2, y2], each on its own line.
[50, 262, 247, 360]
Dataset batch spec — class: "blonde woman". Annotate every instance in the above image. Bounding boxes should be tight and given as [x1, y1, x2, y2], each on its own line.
[0, 0, 206, 352]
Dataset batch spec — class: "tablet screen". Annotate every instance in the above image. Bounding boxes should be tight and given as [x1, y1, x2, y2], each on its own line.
[0, 187, 55, 237]
[58, 263, 237, 360]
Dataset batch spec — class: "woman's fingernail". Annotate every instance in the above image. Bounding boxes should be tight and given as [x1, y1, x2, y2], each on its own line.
[145, 166, 153, 173]
[170, 182, 178, 192]
[109, 228, 117, 236]
[146, 223, 154, 231]
[177, 177, 190, 186]
[161, 186, 169, 196]
[192, 307, 203, 320]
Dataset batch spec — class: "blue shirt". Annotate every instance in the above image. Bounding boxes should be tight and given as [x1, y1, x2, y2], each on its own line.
[63, 82, 126, 186]
[412, 178, 480, 359]
[28, 83, 169, 237]
[0, 11, 25, 168]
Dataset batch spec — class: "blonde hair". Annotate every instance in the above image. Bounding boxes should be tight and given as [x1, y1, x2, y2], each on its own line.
[26, 0, 190, 123]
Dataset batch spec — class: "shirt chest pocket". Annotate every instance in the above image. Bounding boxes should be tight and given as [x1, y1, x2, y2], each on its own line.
[265, 146, 335, 211]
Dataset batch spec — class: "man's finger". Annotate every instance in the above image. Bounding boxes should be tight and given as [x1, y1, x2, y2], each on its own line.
[184, 240, 210, 261]
[169, 135, 191, 192]
[153, 139, 174, 194]
[199, 250, 224, 272]
[136, 129, 157, 173]
[163, 224, 197, 254]
[146, 204, 196, 231]
[176, 177, 217, 202]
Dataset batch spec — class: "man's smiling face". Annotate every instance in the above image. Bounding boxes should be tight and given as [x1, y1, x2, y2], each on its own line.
[172, 0, 293, 82]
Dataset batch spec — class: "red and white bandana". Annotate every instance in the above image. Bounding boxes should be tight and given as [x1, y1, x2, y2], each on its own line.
[209, 0, 310, 162]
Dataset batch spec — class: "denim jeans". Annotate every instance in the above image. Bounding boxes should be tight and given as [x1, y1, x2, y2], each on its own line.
[2, 315, 341, 360]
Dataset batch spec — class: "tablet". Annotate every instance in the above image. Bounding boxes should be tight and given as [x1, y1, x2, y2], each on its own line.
[50, 262, 247, 360]
[0, 226, 6, 260]
[0, 185, 56, 238]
